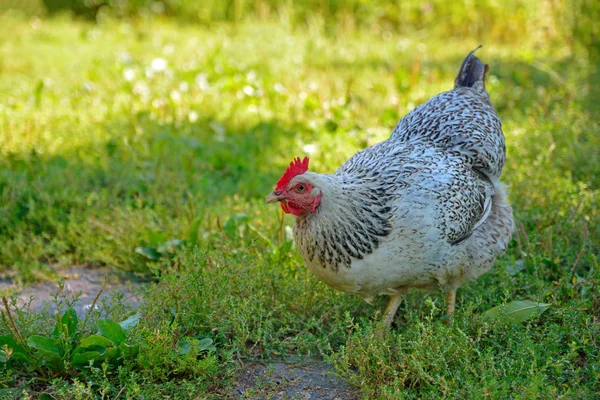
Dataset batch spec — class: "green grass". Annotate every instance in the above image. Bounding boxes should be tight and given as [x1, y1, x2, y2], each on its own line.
[0, 1, 599, 398]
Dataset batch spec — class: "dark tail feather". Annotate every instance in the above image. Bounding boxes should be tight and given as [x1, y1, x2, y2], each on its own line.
[454, 46, 489, 89]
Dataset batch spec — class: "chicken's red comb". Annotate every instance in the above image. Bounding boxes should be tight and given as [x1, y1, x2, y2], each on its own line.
[275, 157, 309, 191]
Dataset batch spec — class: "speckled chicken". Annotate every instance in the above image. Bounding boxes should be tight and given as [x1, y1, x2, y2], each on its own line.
[266, 49, 514, 326]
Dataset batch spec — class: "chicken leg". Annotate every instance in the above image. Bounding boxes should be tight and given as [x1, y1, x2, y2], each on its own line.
[445, 288, 457, 315]
[382, 294, 404, 327]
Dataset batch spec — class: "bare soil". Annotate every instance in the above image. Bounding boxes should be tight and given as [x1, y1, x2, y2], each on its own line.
[232, 358, 359, 400]
[0, 266, 144, 317]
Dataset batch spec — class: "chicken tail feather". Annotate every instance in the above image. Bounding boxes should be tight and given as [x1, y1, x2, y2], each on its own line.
[454, 46, 489, 90]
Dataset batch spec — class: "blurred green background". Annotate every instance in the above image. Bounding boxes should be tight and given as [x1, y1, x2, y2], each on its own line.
[1, 0, 599, 58]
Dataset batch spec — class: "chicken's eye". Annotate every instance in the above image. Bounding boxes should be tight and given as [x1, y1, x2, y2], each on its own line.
[295, 184, 306, 193]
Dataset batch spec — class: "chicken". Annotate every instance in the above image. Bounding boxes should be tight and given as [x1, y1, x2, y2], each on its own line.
[265, 49, 514, 326]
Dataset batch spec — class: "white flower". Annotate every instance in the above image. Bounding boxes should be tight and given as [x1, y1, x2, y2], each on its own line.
[242, 85, 255, 96]
[123, 67, 136, 81]
[195, 73, 209, 90]
[150, 58, 168, 72]
[302, 143, 318, 155]
[188, 111, 199, 123]
[170, 90, 181, 103]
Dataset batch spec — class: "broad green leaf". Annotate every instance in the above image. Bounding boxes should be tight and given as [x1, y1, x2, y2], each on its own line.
[72, 351, 102, 366]
[198, 338, 216, 352]
[103, 347, 119, 361]
[506, 260, 526, 276]
[119, 313, 141, 332]
[97, 319, 127, 345]
[178, 337, 216, 355]
[52, 307, 78, 339]
[73, 345, 96, 356]
[0, 335, 31, 363]
[72, 347, 118, 367]
[27, 336, 61, 361]
[78, 335, 114, 350]
[177, 338, 194, 355]
[198, 338, 217, 351]
[135, 246, 160, 260]
[118, 343, 139, 360]
[483, 300, 551, 324]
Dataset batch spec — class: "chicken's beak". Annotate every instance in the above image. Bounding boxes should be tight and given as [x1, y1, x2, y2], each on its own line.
[265, 191, 284, 204]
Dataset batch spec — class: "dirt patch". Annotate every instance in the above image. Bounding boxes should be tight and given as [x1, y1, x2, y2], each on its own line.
[0, 267, 145, 317]
[232, 358, 359, 400]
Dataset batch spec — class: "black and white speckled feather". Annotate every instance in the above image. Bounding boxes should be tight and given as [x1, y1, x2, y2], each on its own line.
[288, 50, 513, 301]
